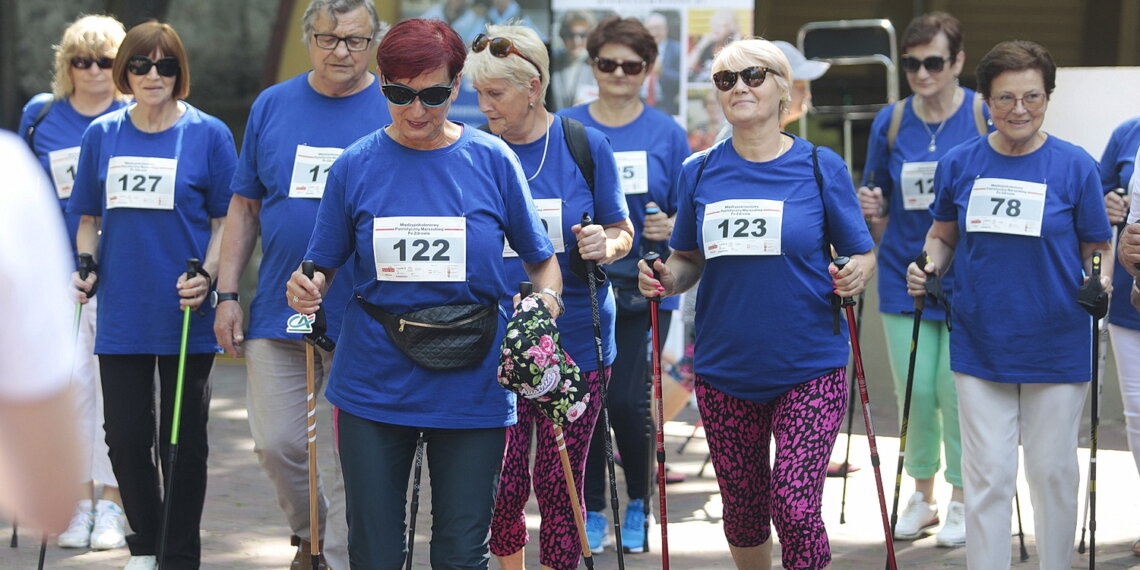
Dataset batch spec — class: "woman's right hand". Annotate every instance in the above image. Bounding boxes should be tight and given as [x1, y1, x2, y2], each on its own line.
[72, 271, 97, 305]
[857, 186, 885, 220]
[637, 256, 672, 298]
[905, 259, 934, 297]
[1105, 190, 1129, 225]
[286, 264, 325, 314]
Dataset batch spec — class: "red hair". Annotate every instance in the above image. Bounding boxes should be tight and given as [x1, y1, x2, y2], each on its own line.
[376, 19, 466, 82]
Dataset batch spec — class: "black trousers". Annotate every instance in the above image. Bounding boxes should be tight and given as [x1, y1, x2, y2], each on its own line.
[100, 353, 214, 569]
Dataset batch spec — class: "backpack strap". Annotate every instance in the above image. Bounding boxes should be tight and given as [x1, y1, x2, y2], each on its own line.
[560, 115, 594, 195]
[24, 95, 57, 148]
[972, 94, 988, 136]
[886, 96, 908, 151]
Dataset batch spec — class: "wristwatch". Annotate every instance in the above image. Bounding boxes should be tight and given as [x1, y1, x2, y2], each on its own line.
[209, 291, 240, 308]
[539, 288, 564, 316]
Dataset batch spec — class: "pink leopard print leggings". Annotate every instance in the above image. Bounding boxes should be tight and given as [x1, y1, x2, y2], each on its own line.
[696, 368, 847, 569]
[489, 368, 604, 569]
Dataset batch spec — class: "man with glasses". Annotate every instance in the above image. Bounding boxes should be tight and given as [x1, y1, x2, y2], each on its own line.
[213, 1, 388, 568]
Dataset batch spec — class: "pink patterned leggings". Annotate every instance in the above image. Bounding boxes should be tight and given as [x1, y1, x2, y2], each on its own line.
[696, 368, 847, 570]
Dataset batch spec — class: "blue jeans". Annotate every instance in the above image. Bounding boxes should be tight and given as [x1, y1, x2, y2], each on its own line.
[336, 410, 505, 569]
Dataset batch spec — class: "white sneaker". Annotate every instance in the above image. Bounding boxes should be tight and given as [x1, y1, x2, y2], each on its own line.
[90, 499, 127, 550]
[894, 491, 939, 540]
[935, 501, 966, 547]
[123, 555, 156, 570]
[57, 500, 94, 548]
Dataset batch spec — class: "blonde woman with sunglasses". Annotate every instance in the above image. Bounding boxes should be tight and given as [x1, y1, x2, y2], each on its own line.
[638, 38, 874, 569]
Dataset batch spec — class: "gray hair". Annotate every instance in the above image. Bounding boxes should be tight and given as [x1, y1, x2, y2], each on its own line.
[300, 0, 386, 44]
[464, 24, 550, 103]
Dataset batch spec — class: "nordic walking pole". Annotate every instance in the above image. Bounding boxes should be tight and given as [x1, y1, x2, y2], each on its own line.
[519, 281, 595, 569]
[300, 260, 332, 570]
[405, 432, 424, 570]
[888, 252, 928, 539]
[580, 213, 626, 566]
[838, 291, 864, 525]
[1014, 491, 1028, 561]
[833, 256, 897, 570]
[157, 257, 201, 569]
[9, 520, 15, 547]
[643, 252, 670, 568]
[1077, 250, 1108, 569]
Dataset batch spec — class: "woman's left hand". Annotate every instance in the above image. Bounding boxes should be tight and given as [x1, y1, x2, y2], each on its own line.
[177, 272, 211, 311]
[571, 222, 607, 261]
[829, 253, 874, 298]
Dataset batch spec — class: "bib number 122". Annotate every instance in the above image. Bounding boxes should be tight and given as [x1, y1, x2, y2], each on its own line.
[393, 239, 450, 261]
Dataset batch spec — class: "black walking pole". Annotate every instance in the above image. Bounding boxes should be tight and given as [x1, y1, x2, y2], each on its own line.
[405, 432, 425, 570]
[1077, 250, 1108, 569]
[1014, 491, 1029, 561]
[157, 258, 201, 570]
[643, 252, 670, 568]
[833, 256, 898, 570]
[888, 252, 929, 541]
[580, 213, 626, 566]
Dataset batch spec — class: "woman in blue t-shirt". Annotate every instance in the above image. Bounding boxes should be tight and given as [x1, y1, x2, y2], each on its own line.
[68, 21, 236, 570]
[640, 39, 875, 569]
[18, 13, 130, 552]
[856, 12, 992, 546]
[285, 19, 562, 568]
[906, 40, 1112, 570]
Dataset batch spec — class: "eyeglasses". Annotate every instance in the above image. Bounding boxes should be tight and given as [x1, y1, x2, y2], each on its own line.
[126, 55, 180, 77]
[990, 92, 1047, 112]
[593, 57, 647, 75]
[900, 55, 951, 73]
[471, 34, 544, 79]
[312, 33, 372, 52]
[381, 80, 454, 107]
[71, 56, 114, 70]
[712, 66, 778, 91]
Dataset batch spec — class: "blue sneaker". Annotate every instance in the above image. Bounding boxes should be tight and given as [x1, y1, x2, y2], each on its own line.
[623, 499, 647, 553]
[586, 511, 610, 553]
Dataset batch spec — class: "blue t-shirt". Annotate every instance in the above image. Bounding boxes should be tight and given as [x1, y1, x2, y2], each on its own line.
[862, 90, 991, 321]
[558, 103, 691, 310]
[498, 118, 629, 372]
[1100, 117, 1140, 330]
[231, 72, 391, 342]
[308, 125, 554, 429]
[670, 137, 875, 402]
[930, 135, 1112, 383]
[67, 103, 237, 354]
[18, 94, 129, 254]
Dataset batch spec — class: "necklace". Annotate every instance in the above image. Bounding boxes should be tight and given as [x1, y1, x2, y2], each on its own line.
[920, 116, 947, 152]
[524, 114, 552, 182]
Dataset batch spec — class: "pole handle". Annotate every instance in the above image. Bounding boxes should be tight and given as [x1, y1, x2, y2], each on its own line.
[1091, 250, 1101, 277]
[78, 253, 95, 280]
[186, 257, 201, 279]
[519, 281, 533, 298]
[300, 260, 336, 351]
[642, 251, 661, 302]
[833, 256, 855, 307]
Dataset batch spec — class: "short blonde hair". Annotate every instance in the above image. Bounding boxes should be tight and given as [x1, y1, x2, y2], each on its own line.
[51, 15, 127, 99]
[464, 24, 550, 103]
[712, 38, 792, 120]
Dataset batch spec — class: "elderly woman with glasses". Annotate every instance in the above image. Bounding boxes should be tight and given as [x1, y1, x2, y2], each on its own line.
[17, 13, 131, 553]
[67, 20, 236, 570]
[905, 40, 1112, 570]
[638, 38, 874, 569]
[557, 16, 689, 554]
[856, 12, 993, 546]
[466, 24, 633, 570]
[285, 19, 561, 569]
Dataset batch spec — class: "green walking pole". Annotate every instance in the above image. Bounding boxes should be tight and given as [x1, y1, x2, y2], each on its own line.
[157, 257, 201, 570]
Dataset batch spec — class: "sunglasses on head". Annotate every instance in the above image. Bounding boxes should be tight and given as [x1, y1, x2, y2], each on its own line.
[593, 57, 647, 75]
[471, 34, 543, 79]
[712, 66, 778, 91]
[127, 55, 180, 77]
[901, 55, 950, 73]
[380, 80, 454, 107]
[71, 56, 114, 70]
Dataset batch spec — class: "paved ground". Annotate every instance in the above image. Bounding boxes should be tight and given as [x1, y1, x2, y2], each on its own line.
[4, 359, 1139, 569]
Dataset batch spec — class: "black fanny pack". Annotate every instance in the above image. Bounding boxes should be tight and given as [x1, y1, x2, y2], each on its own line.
[356, 296, 498, 370]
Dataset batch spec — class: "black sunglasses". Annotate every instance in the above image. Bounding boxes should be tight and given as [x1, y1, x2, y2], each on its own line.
[127, 55, 180, 77]
[380, 81, 454, 107]
[712, 66, 778, 91]
[471, 34, 543, 79]
[901, 55, 951, 73]
[593, 57, 647, 75]
[71, 56, 114, 70]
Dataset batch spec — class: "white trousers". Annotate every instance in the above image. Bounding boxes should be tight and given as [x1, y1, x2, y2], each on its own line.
[245, 338, 348, 570]
[956, 373, 1086, 570]
[71, 296, 116, 487]
[1108, 324, 1140, 472]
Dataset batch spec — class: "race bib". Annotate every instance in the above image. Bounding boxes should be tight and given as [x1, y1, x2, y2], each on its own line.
[900, 161, 938, 211]
[965, 177, 1047, 237]
[105, 156, 177, 210]
[702, 199, 783, 258]
[504, 198, 563, 257]
[289, 145, 343, 199]
[373, 216, 466, 281]
[49, 146, 81, 199]
[614, 151, 648, 195]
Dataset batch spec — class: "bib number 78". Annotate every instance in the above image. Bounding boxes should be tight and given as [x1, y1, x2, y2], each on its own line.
[989, 198, 1021, 217]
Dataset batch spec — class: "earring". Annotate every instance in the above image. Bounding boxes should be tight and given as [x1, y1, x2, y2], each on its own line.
[529, 102, 534, 109]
